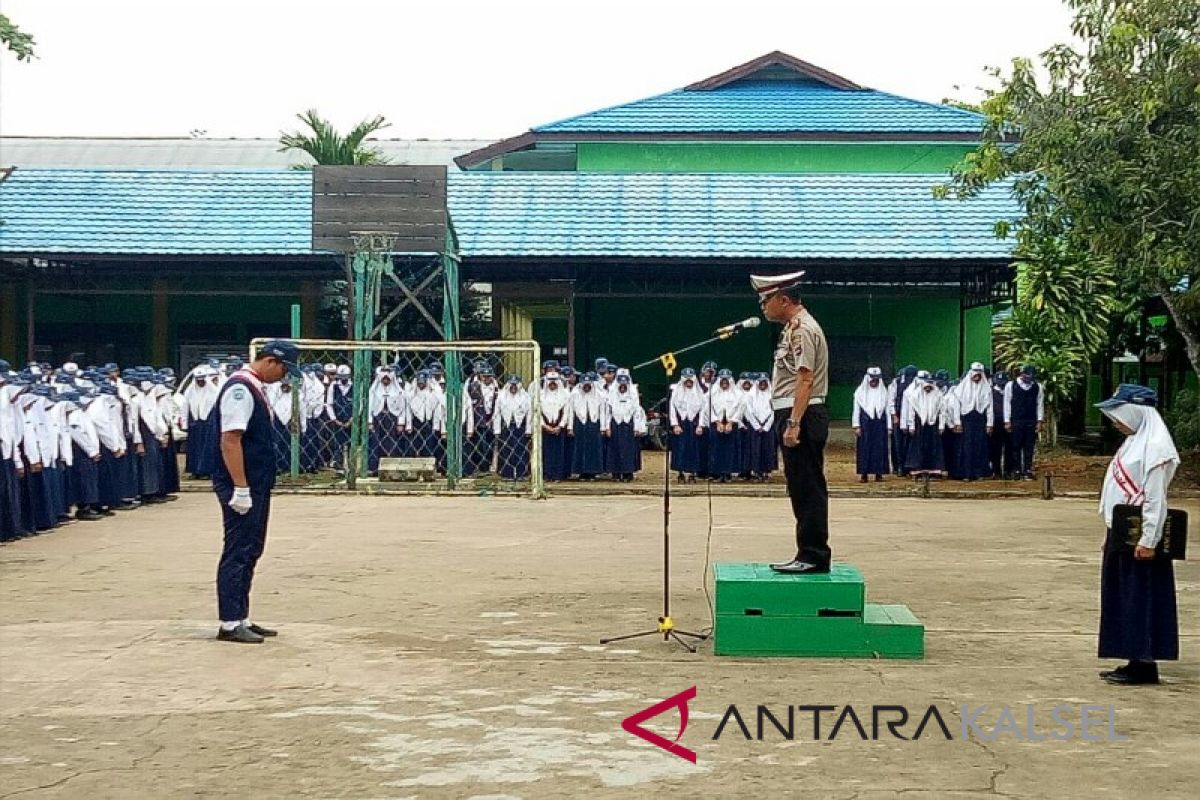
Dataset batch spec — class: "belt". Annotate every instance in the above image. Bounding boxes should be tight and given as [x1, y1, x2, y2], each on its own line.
[772, 397, 826, 411]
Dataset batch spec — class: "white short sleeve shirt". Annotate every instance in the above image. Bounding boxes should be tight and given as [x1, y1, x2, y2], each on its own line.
[219, 382, 256, 432]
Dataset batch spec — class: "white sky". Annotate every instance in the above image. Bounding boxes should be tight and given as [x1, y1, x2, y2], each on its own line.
[0, 0, 1075, 140]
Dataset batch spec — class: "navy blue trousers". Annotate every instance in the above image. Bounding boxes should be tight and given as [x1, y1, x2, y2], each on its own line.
[1009, 421, 1037, 475]
[215, 490, 272, 623]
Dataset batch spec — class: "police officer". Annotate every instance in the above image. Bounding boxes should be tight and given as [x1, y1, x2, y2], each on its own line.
[754, 271, 832, 574]
[212, 340, 301, 644]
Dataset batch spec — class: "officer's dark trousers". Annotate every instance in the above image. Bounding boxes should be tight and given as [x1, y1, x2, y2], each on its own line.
[774, 406, 831, 568]
[216, 491, 271, 622]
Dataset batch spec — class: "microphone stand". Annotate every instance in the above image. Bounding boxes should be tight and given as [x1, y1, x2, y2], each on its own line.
[600, 327, 746, 652]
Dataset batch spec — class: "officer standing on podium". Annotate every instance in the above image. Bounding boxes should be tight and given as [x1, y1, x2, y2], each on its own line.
[754, 271, 832, 574]
[212, 340, 302, 644]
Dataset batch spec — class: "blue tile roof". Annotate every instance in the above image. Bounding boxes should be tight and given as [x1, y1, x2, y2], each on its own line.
[534, 80, 986, 135]
[447, 172, 1018, 260]
[0, 168, 1017, 261]
[0, 168, 316, 255]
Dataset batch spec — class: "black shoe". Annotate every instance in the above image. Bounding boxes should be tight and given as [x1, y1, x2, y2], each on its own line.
[859, 476, 868, 483]
[1103, 662, 1159, 685]
[770, 559, 830, 574]
[875, 475, 884, 482]
[1099, 664, 1129, 680]
[114, 502, 136, 511]
[1103, 670, 1160, 685]
[141, 495, 167, 504]
[246, 623, 277, 637]
[75, 508, 103, 521]
[97, 507, 115, 517]
[216, 624, 264, 644]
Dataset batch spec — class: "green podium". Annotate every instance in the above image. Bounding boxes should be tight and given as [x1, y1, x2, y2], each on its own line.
[713, 563, 923, 658]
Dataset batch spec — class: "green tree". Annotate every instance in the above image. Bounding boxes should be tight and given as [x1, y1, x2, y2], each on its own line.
[943, 0, 1200, 383]
[278, 109, 391, 166]
[0, 13, 35, 61]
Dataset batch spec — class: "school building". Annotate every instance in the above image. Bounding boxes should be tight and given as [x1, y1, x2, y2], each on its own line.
[1, 52, 1021, 416]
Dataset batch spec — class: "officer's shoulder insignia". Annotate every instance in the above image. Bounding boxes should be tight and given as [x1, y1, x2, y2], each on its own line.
[232, 387, 247, 401]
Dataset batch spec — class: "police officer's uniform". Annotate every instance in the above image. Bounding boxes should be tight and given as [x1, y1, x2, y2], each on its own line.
[754, 272, 832, 573]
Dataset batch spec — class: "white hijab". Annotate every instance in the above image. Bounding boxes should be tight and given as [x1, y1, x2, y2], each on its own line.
[369, 372, 405, 417]
[540, 379, 571, 424]
[670, 378, 705, 420]
[910, 380, 943, 425]
[1099, 404, 1180, 524]
[497, 383, 531, 426]
[853, 373, 889, 419]
[573, 381, 605, 423]
[953, 370, 992, 415]
[708, 379, 741, 422]
[608, 383, 640, 424]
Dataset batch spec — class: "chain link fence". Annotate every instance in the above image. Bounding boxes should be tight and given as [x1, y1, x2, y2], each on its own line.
[243, 339, 543, 497]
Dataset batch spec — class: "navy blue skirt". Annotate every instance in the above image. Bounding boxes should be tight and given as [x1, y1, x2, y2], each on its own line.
[1099, 527, 1179, 662]
[856, 415, 889, 476]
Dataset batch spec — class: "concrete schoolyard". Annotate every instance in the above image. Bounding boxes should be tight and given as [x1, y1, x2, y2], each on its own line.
[1, 493, 1197, 799]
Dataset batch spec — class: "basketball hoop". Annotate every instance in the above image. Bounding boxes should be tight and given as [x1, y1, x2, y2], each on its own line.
[350, 231, 399, 257]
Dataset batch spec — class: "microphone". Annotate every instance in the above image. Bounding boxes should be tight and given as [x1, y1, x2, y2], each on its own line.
[714, 317, 762, 336]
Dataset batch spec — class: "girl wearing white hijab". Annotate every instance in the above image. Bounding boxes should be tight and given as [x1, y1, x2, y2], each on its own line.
[852, 367, 891, 482]
[493, 376, 533, 479]
[952, 363, 994, 481]
[539, 372, 572, 482]
[903, 374, 945, 477]
[368, 367, 408, 474]
[569, 371, 610, 480]
[706, 370, 742, 483]
[183, 367, 220, 478]
[1096, 385, 1181, 686]
[668, 368, 708, 482]
[741, 373, 778, 482]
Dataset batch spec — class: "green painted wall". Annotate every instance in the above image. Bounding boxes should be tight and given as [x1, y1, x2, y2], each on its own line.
[575, 142, 977, 174]
[570, 293, 991, 418]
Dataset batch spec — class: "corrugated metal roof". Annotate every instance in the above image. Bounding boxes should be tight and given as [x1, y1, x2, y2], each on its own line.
[0, 137, 488, 170]
[0, 169, 317, 255]
[535, 80, 985, 134]
[448, 172, 1017, 260]
[0, 168, 1017, 261]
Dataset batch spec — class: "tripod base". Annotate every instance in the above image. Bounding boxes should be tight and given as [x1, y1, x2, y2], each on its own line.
[601, 616, 709, 653]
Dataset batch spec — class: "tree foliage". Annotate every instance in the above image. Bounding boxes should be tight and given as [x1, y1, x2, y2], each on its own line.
[943, 0, 1200, 384]
[278, 109, 391, 166]
[0, 13, 35, 61]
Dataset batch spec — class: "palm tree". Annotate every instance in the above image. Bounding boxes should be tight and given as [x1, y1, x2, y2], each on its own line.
[278, 109, 391, 166]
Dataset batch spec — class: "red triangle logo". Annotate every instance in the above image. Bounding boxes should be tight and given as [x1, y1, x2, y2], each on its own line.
[620, 686, 698, 764]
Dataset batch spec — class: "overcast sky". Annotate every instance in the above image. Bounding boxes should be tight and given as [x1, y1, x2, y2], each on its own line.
[0, 0, 1076, 140]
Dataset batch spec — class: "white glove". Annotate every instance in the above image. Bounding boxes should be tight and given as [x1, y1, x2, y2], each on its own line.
[228, 487, 252, 515]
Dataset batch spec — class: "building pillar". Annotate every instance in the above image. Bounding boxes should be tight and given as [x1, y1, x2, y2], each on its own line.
[152, 279, 170, 366]
[26, 275, 35, 362]
[567, 291, 576, 367]
[301, 281, 319, 338]
[1, 282, 18, 361]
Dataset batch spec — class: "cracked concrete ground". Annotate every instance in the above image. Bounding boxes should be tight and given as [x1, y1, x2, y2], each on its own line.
[1, 493, 1197, 799]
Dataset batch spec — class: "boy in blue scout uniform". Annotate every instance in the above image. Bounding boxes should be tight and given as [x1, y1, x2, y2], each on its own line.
[212, 340, 300, 644]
